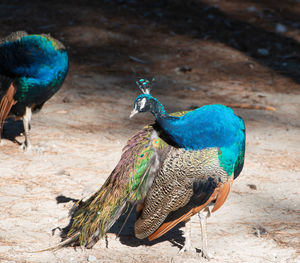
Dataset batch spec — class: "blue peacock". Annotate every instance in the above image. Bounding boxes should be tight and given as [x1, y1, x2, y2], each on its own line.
[51, 79, 245, 258]
[0, 31, 69, 150]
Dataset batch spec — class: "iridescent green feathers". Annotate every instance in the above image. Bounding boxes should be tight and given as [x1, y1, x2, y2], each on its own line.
[63, 104, 245, 247]
[0, 31, 69, 116]
[63, 111, 188, 247]
[131, 83, 245, 177]
[0, 31, 68, 149]
[130, 82, 245, 242]
[65, 125, 168, 247]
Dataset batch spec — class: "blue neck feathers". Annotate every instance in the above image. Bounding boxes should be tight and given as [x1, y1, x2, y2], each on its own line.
[145, 95, 168, 118]
[153, 97, 245, 175]
[134, 93, 245, 176]
[148, 96, 244, 152]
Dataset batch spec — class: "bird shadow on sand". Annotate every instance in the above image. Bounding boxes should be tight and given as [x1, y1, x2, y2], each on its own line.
[56, 195, 79, 204]
[56, 195, 185, 250]
[110, 205, 185, 250]
[2, 118, 24, 145]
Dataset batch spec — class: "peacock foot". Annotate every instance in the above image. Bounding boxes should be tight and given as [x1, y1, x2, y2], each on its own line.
[20, 141, 31, 152]
[21, 143, 44, 154]
[178, 243, 193, 254]
[199, 249, 212, 260]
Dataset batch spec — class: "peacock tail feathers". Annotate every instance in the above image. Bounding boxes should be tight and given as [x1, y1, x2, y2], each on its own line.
[134, 147, 228, 239]
[58, 105, 245, 248]
[64, 124, 169, 247]
[129, 87, 246, 241]
[0, 78, 16, 134]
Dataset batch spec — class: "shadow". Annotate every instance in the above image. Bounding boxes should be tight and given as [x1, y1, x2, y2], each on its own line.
[60, 218, 74, 239]
[56, 195, 79, 204]
[2, 118, 24, 145]
[57, 196, 186, 249]
[109, 204, 185, 249]
[55, 195, 80, 239]
[1, 0, 300, 90]
[231, 0, 300, 30]
[231, 188, 300, 252]
[108, 0, 300, 84]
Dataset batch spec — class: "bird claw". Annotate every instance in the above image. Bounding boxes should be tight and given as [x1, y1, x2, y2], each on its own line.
[21, 143, 31, 152]
[199, 250, 212, 260]
[21, 143, 44, 154]
[178, 244, 193, 254]
[179, 246, 212, 260]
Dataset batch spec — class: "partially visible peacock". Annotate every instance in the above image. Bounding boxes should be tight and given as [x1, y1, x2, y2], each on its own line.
[55, 79, 245, 258]
[0, 31, 69, 150]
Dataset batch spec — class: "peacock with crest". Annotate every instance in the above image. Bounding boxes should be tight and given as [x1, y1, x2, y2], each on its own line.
[53, 79, 245, 258]
[0, 31, 69, 150]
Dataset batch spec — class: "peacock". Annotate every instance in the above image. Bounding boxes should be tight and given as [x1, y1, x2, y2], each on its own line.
[0, 31, 69, 150]
[55, 79, 245, 258]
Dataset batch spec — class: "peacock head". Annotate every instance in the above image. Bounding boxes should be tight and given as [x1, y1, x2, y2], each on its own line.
[130, 78, 165, 118]
[130, 93, 153, 118]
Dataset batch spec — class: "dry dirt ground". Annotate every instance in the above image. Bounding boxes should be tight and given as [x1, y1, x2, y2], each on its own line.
[0, 0, 300, 262]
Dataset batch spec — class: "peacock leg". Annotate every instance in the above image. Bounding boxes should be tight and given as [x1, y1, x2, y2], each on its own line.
[179, 219, 193, 253]
[198, 207, 212, 259]
[22, 106, 32, 151]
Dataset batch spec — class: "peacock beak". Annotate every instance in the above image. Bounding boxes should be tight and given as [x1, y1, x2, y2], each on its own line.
[130, 108, 138, 118]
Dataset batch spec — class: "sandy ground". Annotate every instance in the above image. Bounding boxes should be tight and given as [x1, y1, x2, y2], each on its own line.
[0, 0, 300, 262]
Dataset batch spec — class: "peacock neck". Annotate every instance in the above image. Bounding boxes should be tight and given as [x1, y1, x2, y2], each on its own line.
[148, 97, 165, 117]
[149, 98, 180, 134]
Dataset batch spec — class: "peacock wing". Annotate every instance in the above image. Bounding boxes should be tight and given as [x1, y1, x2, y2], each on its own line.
[0, 75, 17, 136]
[0, 32, 26, 134]
[134, 147, 232, 241]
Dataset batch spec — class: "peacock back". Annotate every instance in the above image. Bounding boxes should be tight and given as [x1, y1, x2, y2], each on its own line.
[0, 31, 69, 116]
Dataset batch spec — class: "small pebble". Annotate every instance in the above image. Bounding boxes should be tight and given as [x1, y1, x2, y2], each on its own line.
[175, 65, 192, 73]
[257, 48, 269, 56]
[88, 255, 97, 262]
[247, 6, 257, 12]
[56, 169, 71, 176]
[56, 110, 67, 114]
[253, 226, 267, 238]
[247, 184, 257, 190]
[63, 96, 72, 103]
[275, 23, 287, 33]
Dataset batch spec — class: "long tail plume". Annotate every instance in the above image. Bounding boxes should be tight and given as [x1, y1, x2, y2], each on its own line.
[63, 177, 130, 248]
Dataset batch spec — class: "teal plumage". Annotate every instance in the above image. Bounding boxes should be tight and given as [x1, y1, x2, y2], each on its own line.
[130, 79, 245, 257]
[131, 79, 245, 176]
[0, 31, 68, 150]
[50, 80, 245, 258]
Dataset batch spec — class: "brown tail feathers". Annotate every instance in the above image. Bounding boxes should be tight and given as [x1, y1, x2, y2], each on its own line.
[0, 83, 17, 137]
[148, 179, 233, 241]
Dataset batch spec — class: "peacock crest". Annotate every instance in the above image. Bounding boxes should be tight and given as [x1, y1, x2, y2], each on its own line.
[136, 78, 154, 94]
